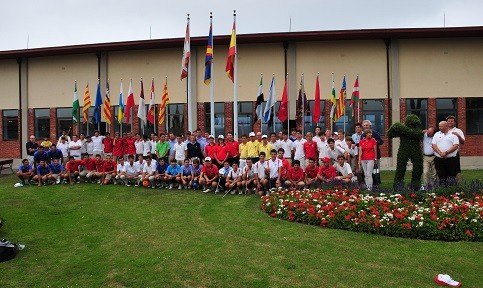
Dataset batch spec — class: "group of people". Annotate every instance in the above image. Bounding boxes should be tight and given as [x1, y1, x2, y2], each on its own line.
[18, 114, 464, 192]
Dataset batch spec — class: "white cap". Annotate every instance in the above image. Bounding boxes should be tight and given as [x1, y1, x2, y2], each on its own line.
[249, 132, 255, 137]
[209, 135, 214, 139]
[218, 135, 224, 139]
[434, 274, 461, 287]
[205, 157, 212, 161]
[262, 134, 268, 139]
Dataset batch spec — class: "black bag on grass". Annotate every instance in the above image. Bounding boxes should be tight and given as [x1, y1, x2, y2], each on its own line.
[372, 163, 381, 186]
[0, 239, 18, 262]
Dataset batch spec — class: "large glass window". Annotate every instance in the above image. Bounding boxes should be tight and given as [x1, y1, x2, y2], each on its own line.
[304, 100, 325, 134]
[167, 104, 184, 136]
[34, 108, 50, 139]
[113, 105, 130, 134]
[362, 100, 385, 136]
[261, 102, 283, 134]
[57, 108, 73, 139]
[406, 99, 428, 129]
[237, 102, 253, 137]
[466, 98, 482, 135]
[333, 104, 354, 135]
[436, 98, 457, 125]
[2, 110, 18, 140]
[204, 102, 225, 137]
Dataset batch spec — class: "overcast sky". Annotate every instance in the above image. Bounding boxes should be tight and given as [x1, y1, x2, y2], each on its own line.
[1, 0, 482, 51]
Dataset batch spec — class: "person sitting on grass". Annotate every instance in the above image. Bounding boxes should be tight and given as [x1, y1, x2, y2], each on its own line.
[17, 159, 34, 186]
[189, 158, 203, 190]
[304, 158, 319, 188]
[200, 157, 219, 193]
[141, 156, 157, 189]
[241, 158, 256, 194]
[254, 152, 269, 195]
[165, 158, 182, 190]
[49, 158, 66, 184]
[285, 160, 305, 190]
[88, 154, 104, 184]
[65, 156, 83, 184]
[217, 161, 233, 193]
[180, 158, 193, 189]
[155, 158, 168, 188]
[33, 159, 52, 186]
[101, 154, 116, 185]
[47, 144, 63, 164]
[317, 157, 337, 184]
[225, 162, 242, 194]
[79, 154, 96, 183]
[120, 155, 141, 187]
[334, 155, 355, 184]
[115, 157, 126, 185]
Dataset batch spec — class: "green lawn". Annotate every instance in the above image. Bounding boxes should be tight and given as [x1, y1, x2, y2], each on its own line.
[0, 171, 482, 287]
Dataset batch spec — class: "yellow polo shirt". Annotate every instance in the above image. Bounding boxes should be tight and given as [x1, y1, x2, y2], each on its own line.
[258, 142, 273, 157]
[246, 140, 260, 158]
[239, 142, 249, 159]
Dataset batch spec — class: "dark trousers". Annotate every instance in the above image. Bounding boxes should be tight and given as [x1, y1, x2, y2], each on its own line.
[434, 156, 458, 186]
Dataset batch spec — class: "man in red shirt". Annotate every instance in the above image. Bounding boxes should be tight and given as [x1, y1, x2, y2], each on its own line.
[225, 132, 239, 166]
[90, 154, 105, 184]
[200, 157, 220, 193]
[102, 154, 116, 185]
[125, 132, 137, 159]
[79, 154, 96, 183]
[305, 158, 319, 188]
[277, 148, 291, 186]
[317, 157, 336, 183]
[112, 132, 125, 162]
[214, 135, 229, 168]
[286, 160, 305, 189]
[204, 135, 217, 160]
[103, 132, 114, 157]
[65, 156, 83, 184]
[303, 132, 318, 168]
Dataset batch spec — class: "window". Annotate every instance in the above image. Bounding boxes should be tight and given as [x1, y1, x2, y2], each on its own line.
[261, 102, 283, 134]
[2, 110, 18, 140]
[167, 104, 184, 136]
[79, 107, 105, 136]
[333, 104, 354, 135]
[436, 98, 457, 125]
[204, 102, 225, 136]
[362, 100, 385, 136]
[406, 99, 428, 129]
[304, 100, 325, 134]
[466, 98, 483, 135]
[238, 102, 253, 137]
[34, 108, 50, 139]
[138, 104, 156, 136]
[113, 105, 130, 134]
[57, 108, 73, 139]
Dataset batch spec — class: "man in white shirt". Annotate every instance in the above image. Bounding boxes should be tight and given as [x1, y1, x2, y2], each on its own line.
[115, 157, 127, 185]
[242, 158, 256, 194]
[173, 135, 187, 165]
[79, 133, 87, 155]
[334, 155, 355, 183]
[254, 152, 269, 195]
[121, 155, 141, 186]
[135, 133, 144, 157]
[142, 135, 152, 157]
[327, 138, 344, 163]
[293, 130, 307, 169]
[335, 130, 349, 152]
[351, 122, 363, 145]
[431, 121, 459, 186]
[269, 133, 280, 151]
[150, 135, 159, 160]
[58, 129, 71, 143]
[91, 131, 105, 157]
[446, 115, 465, 183]
[422, 127, 437, 187]
[68, 135, 82, 160]
[278, 131, 294, 164]
[141, 156, 158, 188]
[56, 137, 70, 164]
[266, 149, 282, 190]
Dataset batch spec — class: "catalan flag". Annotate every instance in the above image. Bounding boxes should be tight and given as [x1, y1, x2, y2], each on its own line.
[159, 78, 169, 125]
[147, 79, 155, 125]
[180, 16, 190, 80]
[103, 81, 112, 125]
[204, 17, 213, 85]
[335, 75, 346, 121]
[72, 81, 79, 123]
[117, 81, 124, 124]
[83, 83, 91, 124]
[225, 13, 236, 82]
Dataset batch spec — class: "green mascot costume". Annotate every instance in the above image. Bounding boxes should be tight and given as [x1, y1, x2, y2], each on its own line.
[387, 114, 424, 190]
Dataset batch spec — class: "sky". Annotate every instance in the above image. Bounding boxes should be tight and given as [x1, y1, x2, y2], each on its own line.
[1, 0, 482, 51]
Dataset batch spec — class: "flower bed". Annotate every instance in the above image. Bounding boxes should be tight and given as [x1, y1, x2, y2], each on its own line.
[261, 188, 483, 242]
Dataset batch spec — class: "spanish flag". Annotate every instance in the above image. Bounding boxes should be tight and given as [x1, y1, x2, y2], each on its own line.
[225, 13, 236, 82]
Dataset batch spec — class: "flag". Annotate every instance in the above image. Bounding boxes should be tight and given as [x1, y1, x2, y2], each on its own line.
[204, 19, 213, 85]
[278, 76, 288, 122]
[254, 76, 264, 123]
[83, 83, 91, 124]
[93, 81, 103, 124]
[180, 18, 190, 80]
[312, 74, 321, 124]
[263, 75, 275, 123]
[296, 75, 309, 128]
[147, 79, 155, 125]
[329, 75, 336, 122]
[336, 75, 346, 120]
[225, 15, 236, 82]
[125, 80, 135, 123]
[159, 78, 169, 125]
[137, 80, 146, 125]
[350, 76, 359, 117]
[103, 81, 112, 125]
[72, 81, 79, 123]
[117, 81, 124, 124]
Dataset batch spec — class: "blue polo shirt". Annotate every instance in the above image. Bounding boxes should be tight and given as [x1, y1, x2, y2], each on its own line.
[166, 164, 181, 176]
[156, 163, 168, 174]
[36, 165, 51, 176]
[49, 163, 64, 174]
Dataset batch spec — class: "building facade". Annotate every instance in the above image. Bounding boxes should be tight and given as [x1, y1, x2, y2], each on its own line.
[0, 27, 482, 168]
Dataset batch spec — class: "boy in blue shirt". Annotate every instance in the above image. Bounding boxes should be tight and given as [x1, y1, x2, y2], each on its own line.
[16, 159, 34, 186]
[155, 158, 169, 188]
[49, 158, 66, 184]
[33, 159, 52, 186]
[190, 158, 203, 190]
[180, 158, 193, 189]
[164, 159, 182, 190]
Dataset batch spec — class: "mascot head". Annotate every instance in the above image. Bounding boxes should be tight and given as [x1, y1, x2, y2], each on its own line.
[404, 114, 422, 128]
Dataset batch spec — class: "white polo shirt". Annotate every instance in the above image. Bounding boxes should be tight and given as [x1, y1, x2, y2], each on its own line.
[449, 127, 465, 152]
[143, 161, 158, 175]
[423, 133, 434, 156]
[228, 167, 242, 180]
[174, 142, 187, 161]
[254, 160, 269, 179]
[279, 139, 294, 158]
[125, 162, 140, 176]
[267, 158, 282, 179]
[68, 140, 82, 157]
[317, 140, 329, 158]
[243, 165, 256, 179]
[335, 162, 353, 176]
[293, 138, 306, 160]
[432, 131, 459, 158]
[117, 163, 126, 173]
[91, 135, 105, 153]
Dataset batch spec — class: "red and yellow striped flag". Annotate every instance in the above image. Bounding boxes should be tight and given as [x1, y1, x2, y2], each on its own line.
[225, 13, 236, 82]
[158, 78, 169, 125]
[83, 83, 91, 123]
[336, 75, 346, 121]
[103, 81, 112, 125]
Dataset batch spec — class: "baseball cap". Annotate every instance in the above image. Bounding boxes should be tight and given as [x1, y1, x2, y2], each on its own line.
[205, 157, 212, 161]
[218, 135, 224, 139]
[249, 132, 255, 137]
[322, 157, 331, 163]
[261, 134, 267, 139]
[209, 135, 214, 139]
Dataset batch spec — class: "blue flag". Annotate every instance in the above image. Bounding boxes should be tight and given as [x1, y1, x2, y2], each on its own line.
[93, 81, 103, 124]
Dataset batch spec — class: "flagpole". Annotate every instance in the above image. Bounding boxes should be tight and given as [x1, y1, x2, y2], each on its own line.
[165, 76, 169, 133]
[357, 75, 360, 123]
[301, 73, 304, 135]
[209, 12, 215, 136]
[286, 73, 290, 135]
[232, 10, 239, 140]
[343, 74, 346, 133]
[331, 73, 334, 134]
[120, 79, 123, 136]
[260, 73, 263, 135]
[186, 14, 193, 133]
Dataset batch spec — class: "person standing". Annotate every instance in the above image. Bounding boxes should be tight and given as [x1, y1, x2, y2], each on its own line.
[293, 130, 307, 169]
[68, 135, 82, 160]
[26, 135, 39, 166]
[225, 132, 239, 166]
[422, 127, 437, 187]
[358, 129, 377, 190]
[187, 135, 203, 161]
[173, 135, 187, 166]
[102, 132, 114, 158]
[446, 115, 465, 183]
[246, 132, 260, 163]
[278, 131, 294, 165]
[91, 131, 105, 157]
[156, 133, 170, 163]
[362, 120, 384, 164]
[303, 132, 318, 168]
[351, 122, 363, 146]
[432, 121, 459, 186]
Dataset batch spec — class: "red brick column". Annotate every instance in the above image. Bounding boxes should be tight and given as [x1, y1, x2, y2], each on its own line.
[457, 98, 466, 133]
[224, 102, 233, 135]
[400, 98, 407, 123]
[427, 98, 437, 130]
[197, 103, 205, 132]
[49, 108, 57, 141]
[132, 106, 139, 135]
[28, 109, 34, 138]
[324, 100, 332, 131]
[183, 103, 189, 133]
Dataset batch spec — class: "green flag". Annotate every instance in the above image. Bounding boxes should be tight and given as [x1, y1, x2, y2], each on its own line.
[72, 81, 79, 123]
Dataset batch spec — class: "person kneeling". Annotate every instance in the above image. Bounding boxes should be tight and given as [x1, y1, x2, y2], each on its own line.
[334, 155, 356, 184]
[199, 157, 219, 193]
[164, 159, 182, 189]
[33, 160, 52, 186]
[285, 160, 305, 190]
[225, 162, 242, 194]
[317, 157, 337, 184]
[217, 161, 233, 193]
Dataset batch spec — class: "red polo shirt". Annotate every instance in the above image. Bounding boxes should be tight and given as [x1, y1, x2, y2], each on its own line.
[103, 137, 114, 153]
[288, 167, 305, 182]
[318, 165, 336, 179]
[225, 140, 239, 157]
[202, 164, 219, 179]
[303, 141, 318, 160]
[305, 164, 318, 178]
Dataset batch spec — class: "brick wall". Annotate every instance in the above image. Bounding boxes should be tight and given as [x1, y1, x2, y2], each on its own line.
[0, 109, 22, 159]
